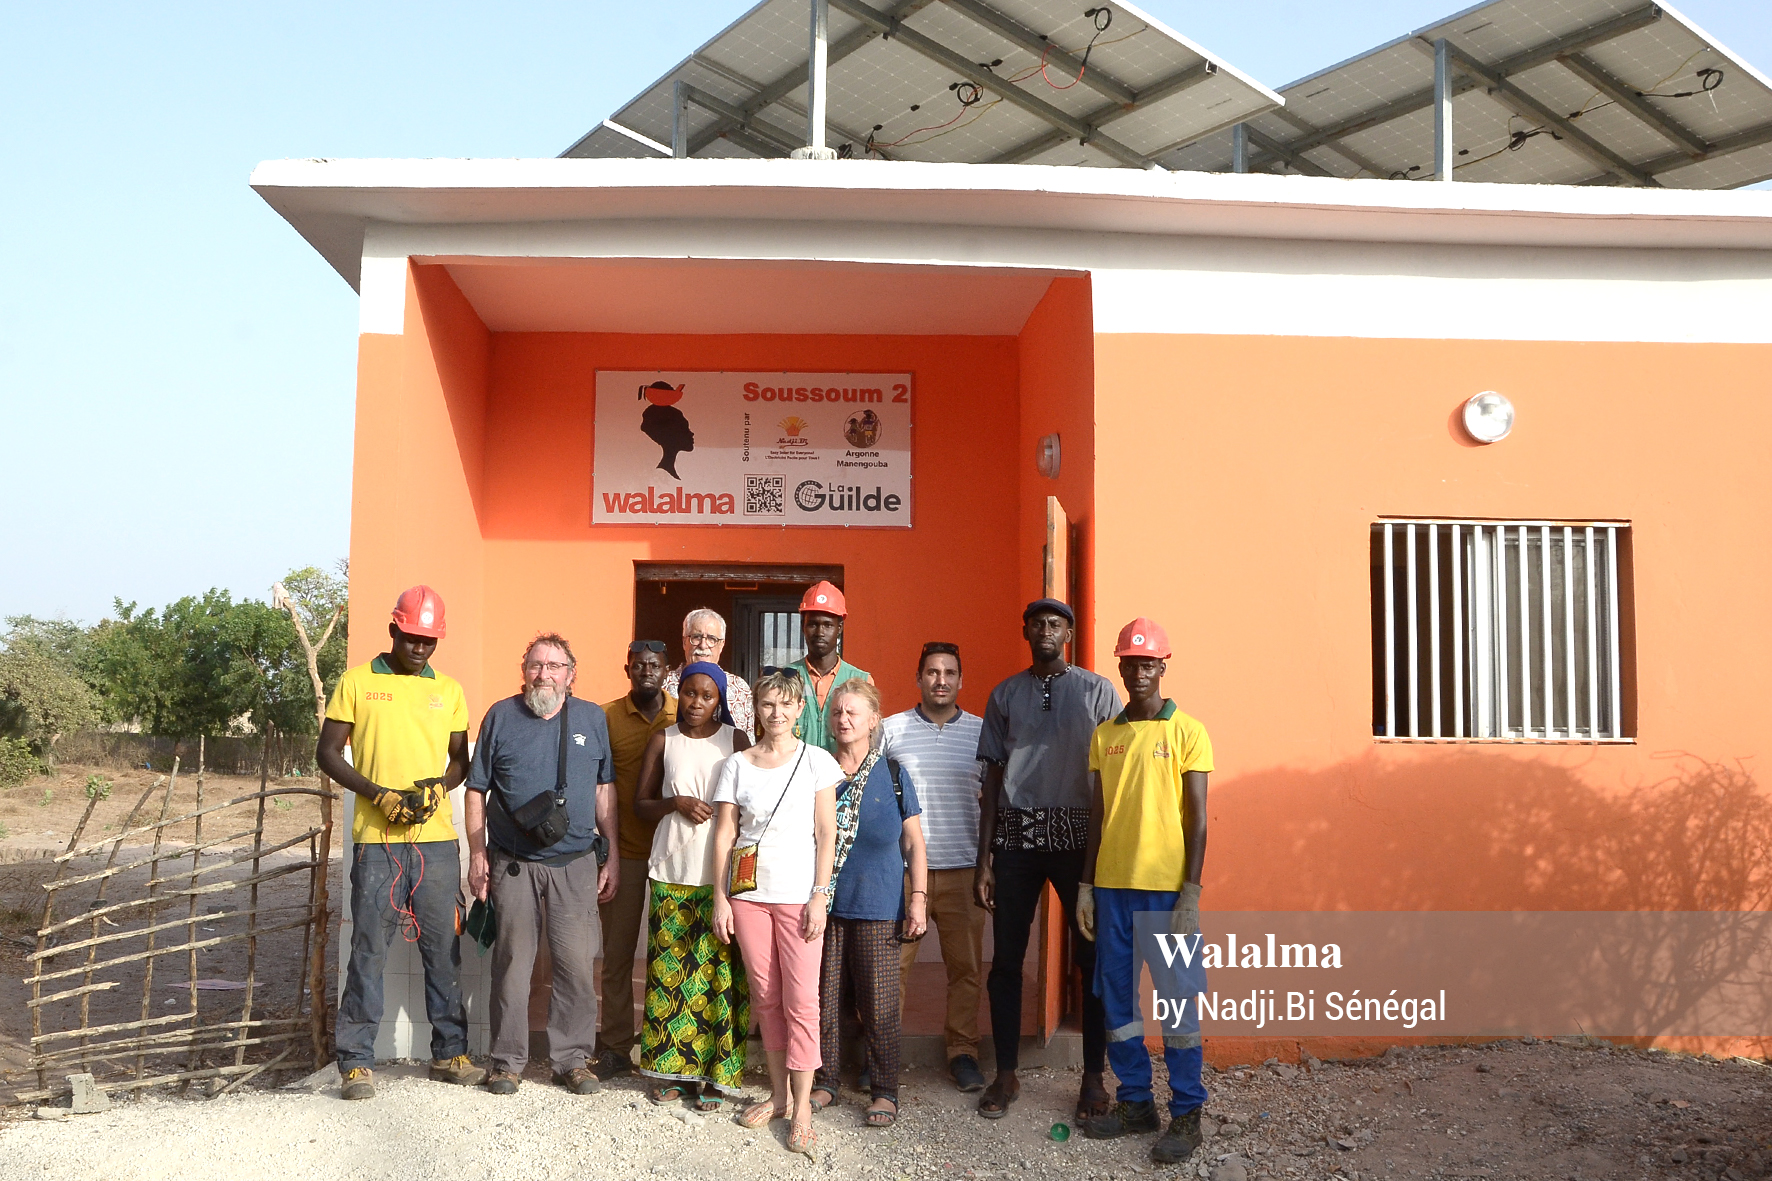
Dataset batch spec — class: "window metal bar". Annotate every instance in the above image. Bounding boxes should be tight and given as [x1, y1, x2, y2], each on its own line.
[1517, 525, 1532, 737]
[1451, 523, 1464, 738]
[1563, 525, 1577, 741]
[1607, 526, 1622, 739]
[1406, 524, 1419, 737]
[1540, 525, 1555, 736]
[1428, 522, 1441, 736]
[1586, 525, 1599, 739]
[1495, 525, 1509, 739]
[1384, 523, 1395, 738]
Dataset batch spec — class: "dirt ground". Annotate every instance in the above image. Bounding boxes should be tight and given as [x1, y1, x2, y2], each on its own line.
[0, 763, 336, 1097]
[3, 1038, 1771, 1179]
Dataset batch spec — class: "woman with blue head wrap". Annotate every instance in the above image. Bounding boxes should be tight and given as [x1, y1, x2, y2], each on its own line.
[631, 659, 751, 1106]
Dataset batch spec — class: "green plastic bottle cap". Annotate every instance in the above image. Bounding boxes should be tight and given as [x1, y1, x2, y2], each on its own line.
[1049, 1122, 1071, 1141]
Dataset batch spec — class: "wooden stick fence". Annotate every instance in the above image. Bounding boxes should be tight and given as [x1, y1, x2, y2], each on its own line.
[18, 727, 338, 1105]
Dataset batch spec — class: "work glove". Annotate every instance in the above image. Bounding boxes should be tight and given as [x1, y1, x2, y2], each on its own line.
[1171, 881, 1202, 937]
[408, 777, 447, 824]
[372, 787, 423, 826]
[1076, 882, 1095, 941]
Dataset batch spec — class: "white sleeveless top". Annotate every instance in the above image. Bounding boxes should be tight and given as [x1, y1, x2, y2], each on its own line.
[648, 723, 738, 887]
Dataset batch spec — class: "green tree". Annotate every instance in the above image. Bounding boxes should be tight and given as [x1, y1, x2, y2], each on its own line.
[0, 648, 100, 768]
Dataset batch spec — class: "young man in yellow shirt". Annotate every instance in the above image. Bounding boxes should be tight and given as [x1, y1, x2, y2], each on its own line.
[316, 585, 480, 1100]
[1076, 618, 1214, 1166]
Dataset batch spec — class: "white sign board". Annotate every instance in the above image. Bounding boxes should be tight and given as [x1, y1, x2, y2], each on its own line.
[592, 371, 913, 527]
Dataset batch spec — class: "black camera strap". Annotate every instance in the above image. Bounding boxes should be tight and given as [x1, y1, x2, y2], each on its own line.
[555, 690, 572, 809]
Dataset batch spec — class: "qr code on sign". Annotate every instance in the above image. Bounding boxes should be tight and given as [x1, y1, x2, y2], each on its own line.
[745, 474, 786, 516]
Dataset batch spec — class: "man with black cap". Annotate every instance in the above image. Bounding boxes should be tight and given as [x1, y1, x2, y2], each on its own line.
[972, 598, 1121, 1123]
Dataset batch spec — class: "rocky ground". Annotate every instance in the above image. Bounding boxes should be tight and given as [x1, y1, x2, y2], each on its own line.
[5, 1037, 1772, 1180]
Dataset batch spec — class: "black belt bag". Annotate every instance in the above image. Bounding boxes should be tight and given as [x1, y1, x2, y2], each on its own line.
[505, 694, 608, 865]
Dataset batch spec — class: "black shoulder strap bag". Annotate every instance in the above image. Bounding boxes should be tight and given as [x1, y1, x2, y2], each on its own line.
[508, 694, 586, 856]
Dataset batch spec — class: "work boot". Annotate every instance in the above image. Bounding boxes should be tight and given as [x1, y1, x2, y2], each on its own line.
[339, 1067, 375, 1101]
[1079, 1098, 1161, 1140]
[1150, 1107, 1205, 1165]
[485, 1069, 521, 1095]
[553, 1066, 602, 1095]
[949, 1054, 986, 1093]
[429, 1055, 487, 1086]
[587, 1048, 631, 1081]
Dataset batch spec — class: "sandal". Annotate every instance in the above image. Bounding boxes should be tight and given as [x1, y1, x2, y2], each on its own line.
[648, 1082, 692, 1105]
[977, 1079, 1018, 1120]
[808, 1087, 837, 1113]
[1075, 1073, 1112, 1122]
[694, 1086, 726, 1112]
[735, 1099, 787, 1129]
[865, 1096, 899, 1128]
[787, 1118, 819, 1160]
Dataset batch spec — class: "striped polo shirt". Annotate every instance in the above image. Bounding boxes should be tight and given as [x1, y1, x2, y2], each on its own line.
[879, 706, 985, 871]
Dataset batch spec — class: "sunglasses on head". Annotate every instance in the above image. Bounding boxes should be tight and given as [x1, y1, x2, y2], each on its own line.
[628, 640, 667, 654]
[761, 666, 802, 679]
[920, 642, 960, 657]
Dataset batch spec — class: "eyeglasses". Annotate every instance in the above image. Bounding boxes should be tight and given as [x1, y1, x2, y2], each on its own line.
[524, 660, 572, 674]
[627, 640, 667, 654]
[685, 632, 723, 645]
[920, 642, 960, 658]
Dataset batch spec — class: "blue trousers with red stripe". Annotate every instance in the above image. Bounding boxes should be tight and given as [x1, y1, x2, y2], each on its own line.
[1092, 886, 1207, 1118]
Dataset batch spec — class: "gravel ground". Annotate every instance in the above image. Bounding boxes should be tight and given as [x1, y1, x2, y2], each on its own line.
[6, 1039, 1772, 1180]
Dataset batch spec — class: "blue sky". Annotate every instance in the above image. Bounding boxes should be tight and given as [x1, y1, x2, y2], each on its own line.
[5, 1, 1768, 624]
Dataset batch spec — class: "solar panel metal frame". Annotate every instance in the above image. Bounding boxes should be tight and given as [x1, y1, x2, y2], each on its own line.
[1175, 0, 1772, 189]
[561, 0, 1282, 170]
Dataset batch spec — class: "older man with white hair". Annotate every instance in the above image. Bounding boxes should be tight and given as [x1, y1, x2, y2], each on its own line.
[466, 632, 617, 1096]
[662, 608, 754, 735]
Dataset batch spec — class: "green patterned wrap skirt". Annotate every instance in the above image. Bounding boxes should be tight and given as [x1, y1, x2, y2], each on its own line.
[639, 880, 750, 1088]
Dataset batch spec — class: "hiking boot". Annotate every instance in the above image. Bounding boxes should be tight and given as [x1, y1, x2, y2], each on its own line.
[429, 1055, 487, 1086]
[1079, 1098, 1161, 1140]
[1150, 1107, 1205, 1165]
[949, 1054, 986, 1093]
[587, 1048, 631, 1081]
[340, 1067, 375, 1101]
[553, 1066, 602, 1095]
[484, 1069, 521, 1095]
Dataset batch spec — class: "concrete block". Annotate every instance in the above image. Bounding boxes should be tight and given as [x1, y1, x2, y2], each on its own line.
[67, 1073, 110, 1114]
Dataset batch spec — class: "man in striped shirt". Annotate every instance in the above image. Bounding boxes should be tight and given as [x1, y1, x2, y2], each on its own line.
[879, 641, 988, 1094]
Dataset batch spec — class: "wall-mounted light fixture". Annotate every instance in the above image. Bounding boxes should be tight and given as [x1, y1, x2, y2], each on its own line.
[1462, 392, 1515, 444]
[1036, 432, 1061, 479]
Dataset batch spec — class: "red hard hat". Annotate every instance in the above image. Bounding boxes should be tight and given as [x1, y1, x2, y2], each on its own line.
[391, 585, 447, 639]
[799, 580, 847, 618]
[1114, 617, 1171, 659]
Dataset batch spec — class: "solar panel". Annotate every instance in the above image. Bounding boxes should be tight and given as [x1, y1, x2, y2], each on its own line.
[562, 0, 1281, 170]
[1176, 0, 1772, 189]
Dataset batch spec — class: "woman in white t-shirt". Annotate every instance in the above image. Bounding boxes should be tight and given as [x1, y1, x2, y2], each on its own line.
[632, 661, 751, 1110]
[711, 669, 840, 1160]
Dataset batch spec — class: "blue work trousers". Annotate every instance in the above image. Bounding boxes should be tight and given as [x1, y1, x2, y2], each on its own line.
[1092, 886, 1207, 1118]
[336, 839, 467, 1070]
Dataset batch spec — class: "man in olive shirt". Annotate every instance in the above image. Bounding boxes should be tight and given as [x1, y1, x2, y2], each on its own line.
[592, 640, 676, 1079]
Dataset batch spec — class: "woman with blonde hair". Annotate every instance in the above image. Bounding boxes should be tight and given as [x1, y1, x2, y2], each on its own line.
[632, 662, 750, 1109]
[809, 678, 928, 1127]
[710, 669, 841, 1158]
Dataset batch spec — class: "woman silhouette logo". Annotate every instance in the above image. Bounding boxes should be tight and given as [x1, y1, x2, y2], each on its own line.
[638, 381, 694, 479]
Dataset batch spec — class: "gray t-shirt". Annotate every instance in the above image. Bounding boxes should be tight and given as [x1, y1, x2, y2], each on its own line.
[466, 696, 613, 861]
[977, 666, 1122, 812]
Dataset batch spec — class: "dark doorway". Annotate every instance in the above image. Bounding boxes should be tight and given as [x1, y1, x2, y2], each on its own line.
[633, 563, 843, 686]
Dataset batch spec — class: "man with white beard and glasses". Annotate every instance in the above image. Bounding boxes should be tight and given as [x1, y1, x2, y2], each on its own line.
[466, 633, 617, 1095]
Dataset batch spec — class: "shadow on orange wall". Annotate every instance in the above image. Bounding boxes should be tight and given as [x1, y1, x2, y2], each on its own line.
[1212, 752, 1772, 913]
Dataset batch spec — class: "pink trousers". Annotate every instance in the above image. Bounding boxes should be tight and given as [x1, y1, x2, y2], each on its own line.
[730, 898, 824, 1072]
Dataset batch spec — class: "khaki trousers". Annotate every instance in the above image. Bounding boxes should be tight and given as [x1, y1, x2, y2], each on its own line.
[595, 856, 649, 1058]
[899, 867, 988, 1060]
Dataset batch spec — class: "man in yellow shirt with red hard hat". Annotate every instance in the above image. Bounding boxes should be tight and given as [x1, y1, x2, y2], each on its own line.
[317, 585, 483, 1100]
[1076, 617, 1214, 1167]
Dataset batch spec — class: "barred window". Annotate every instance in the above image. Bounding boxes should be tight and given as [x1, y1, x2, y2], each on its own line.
[1371, 520, 1630, 741]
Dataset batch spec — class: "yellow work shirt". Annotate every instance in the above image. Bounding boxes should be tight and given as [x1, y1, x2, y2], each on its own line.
[601, 691, 678, 861]
[325, 655, 470, 844]
[1088, 700, 1214, 892]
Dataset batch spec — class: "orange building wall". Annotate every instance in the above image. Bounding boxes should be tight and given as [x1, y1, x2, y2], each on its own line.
[347, 264, 490, 701]
[470, 323, 1034, 716]
[1092, 333, 1772, 915]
